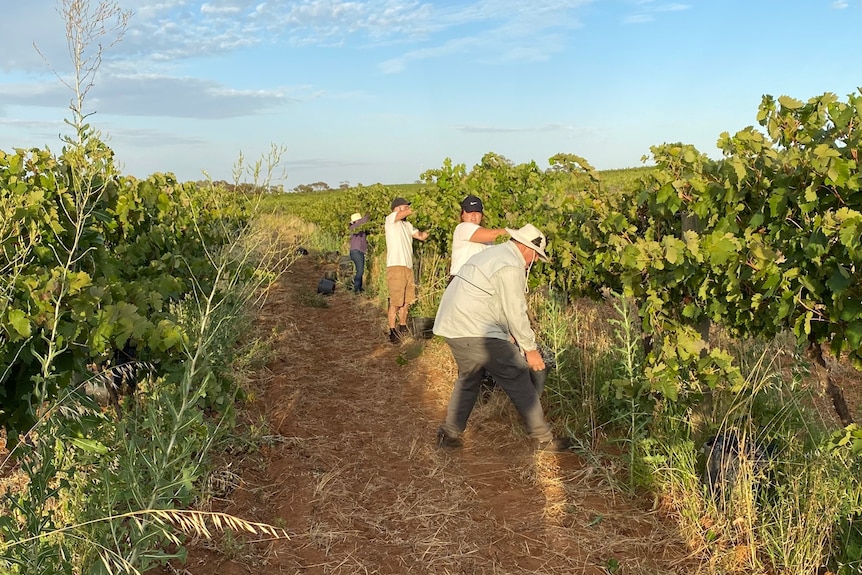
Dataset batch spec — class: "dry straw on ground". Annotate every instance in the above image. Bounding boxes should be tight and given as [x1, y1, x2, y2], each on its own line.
[154, 253, 700, 575]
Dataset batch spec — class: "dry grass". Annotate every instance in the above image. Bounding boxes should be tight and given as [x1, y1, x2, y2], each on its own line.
[150, 509, 290, 542]
[153, 251, 702, 575]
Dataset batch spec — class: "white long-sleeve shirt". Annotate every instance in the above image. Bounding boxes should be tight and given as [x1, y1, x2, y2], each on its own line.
[433, 241, 537, 352]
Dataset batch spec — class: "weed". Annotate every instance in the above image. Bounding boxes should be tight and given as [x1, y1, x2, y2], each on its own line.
[298, 289, 330, 308]
[641, 342, 862, 575]
[412, 246, 448, 318]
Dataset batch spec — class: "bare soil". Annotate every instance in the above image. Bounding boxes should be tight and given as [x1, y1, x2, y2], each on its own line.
[157, 255, 702, 575]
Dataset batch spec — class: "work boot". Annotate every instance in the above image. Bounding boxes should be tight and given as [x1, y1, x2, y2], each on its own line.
[389, 328, 399, 344]
[398, 324, 410, 340]
[537, 437, 574, 453]
[436, 427, 463, 450]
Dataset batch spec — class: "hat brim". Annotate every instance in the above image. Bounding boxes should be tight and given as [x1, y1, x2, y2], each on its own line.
[505, 228, 549, 262]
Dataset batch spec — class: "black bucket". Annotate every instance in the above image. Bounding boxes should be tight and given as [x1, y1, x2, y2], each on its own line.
[317, 278, 336, 295]
[409, 317, 435, 339]
[530, 367, 548, 397]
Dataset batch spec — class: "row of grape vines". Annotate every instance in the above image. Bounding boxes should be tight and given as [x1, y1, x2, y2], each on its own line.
[270, 91, 861, 451]
[1, 140, 251, 440]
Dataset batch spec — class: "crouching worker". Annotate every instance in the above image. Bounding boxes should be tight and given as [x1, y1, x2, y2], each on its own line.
[432, 223, 573, 452]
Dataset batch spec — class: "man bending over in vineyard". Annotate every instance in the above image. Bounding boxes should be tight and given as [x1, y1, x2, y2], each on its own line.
[385, 197, 429, 343]
[449, 194, 507, 279]
[433, 223, 573, 452]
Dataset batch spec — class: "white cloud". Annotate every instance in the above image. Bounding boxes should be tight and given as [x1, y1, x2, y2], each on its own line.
[655, 3, 690, 12]
[455, 123, 577, 134]
[831, 0, 848, 8]
[0, 117, 65, 133]
[0, 4, 68, 73]
[4, 1, 598, 77]
[106, 126, 206, 146]
[200, 2, 243, 15]
[624, 1, 689, 24]
[125, 0, 596, 67]
[379, 36, 480, 74]
[378, 0, 592, 72]
[624, 14, 654, 24]
[0, 81, 68, 109]
[287, 156, 370, 170]
[0, 73, 303, 119]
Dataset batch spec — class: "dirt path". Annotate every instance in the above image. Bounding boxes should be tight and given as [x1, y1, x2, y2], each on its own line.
[163, 255, 699, 574]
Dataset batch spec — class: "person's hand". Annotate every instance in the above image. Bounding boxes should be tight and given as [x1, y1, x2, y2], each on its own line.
[416, 230, 429, 241]
[525, 349, 545, 371]
[395, 205, 413, 221]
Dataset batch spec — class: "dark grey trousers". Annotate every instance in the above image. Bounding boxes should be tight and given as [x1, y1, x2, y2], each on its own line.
[441, 337, 553, 443]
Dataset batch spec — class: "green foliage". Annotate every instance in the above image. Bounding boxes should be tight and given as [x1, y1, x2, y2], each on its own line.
[639, 374, 862, 575]
[0, 3, 289, 570]
[0, 140, 281, 573]
[0, 146, 252, 440]
[238, 91, 862, 574]
[270, 89, 862, 414]
[587, 90, 862, 413]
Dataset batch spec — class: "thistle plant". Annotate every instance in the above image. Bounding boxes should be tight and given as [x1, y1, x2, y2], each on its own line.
[605, 291, 652, 488]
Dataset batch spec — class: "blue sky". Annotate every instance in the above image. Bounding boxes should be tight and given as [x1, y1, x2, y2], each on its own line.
[1, 1, 859, 189]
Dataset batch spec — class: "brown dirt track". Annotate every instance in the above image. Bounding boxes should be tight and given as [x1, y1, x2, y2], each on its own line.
[159, 254, 702, 575]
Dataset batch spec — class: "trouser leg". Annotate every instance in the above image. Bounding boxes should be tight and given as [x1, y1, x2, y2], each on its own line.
[483, 339, 554, 442]
[442, 338, 553, 443]
[441, 338, 487, 437]
[349, 249, 365, 291]
[530, 368, 548, 398]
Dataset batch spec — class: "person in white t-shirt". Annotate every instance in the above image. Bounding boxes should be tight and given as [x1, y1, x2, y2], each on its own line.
[449, 195, 507, 278]
[385, 197, 429, 343]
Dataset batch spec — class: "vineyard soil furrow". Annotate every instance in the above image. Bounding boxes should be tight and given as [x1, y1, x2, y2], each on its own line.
[155, 255, 700, 575]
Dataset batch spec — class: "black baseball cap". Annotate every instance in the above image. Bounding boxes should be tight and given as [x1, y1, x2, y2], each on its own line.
[461, 195, 484, 213]
[391, 197, 411, 210]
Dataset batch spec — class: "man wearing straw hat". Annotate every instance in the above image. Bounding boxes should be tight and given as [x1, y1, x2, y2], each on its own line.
[348, 212, 370, 293]
[433, 223, 573, 452]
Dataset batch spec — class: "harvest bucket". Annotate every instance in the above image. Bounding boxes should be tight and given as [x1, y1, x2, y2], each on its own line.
[317, 278, 336, 295]
[530, 367, 548, 397]
[409, 316, 435, 339]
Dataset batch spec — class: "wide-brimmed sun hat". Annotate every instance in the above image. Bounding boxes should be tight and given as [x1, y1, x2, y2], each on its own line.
[505, 223, 549, 262]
